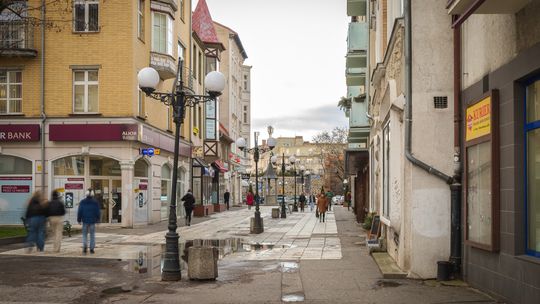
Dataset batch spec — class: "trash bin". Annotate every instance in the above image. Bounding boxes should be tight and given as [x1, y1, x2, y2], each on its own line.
[437, 261, 451, 281]
[272, 208, 280, 218]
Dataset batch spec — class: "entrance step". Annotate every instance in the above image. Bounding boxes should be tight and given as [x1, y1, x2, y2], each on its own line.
[372, 252, 407, 279]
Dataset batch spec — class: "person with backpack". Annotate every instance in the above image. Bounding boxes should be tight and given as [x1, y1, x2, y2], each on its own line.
[47, 190, 66, 252]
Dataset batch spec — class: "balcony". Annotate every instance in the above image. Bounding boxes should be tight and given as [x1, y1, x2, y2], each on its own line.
[347, 126, 370, 150]
[447, 0, 531, 14]
[0, 21, 37, 57]
[347, 22, 368, 52]
[347, 0, 367, 17]
[346, 67, 366, 86]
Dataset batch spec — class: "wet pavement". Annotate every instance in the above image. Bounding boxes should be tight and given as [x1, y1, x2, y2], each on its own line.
[0, 207, 500, 303]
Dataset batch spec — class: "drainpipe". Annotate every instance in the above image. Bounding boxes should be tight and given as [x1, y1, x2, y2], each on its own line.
[404, 0, 460, 279]
[40, 0, 46, 193]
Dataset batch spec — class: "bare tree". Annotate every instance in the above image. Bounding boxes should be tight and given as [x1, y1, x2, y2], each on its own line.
[312, 127, 347, 193]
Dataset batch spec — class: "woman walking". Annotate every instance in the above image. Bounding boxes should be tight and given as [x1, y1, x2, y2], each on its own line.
[317, 191, 329, 223]
[246, 190, 254, 210]
[25, 191, 47, 252]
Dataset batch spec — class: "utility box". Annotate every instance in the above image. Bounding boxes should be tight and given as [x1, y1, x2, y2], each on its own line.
[272, 208, 280, 218]
[188, 246, 219, 280]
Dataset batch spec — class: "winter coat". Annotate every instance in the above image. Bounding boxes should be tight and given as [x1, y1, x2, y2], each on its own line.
[26, 198, 47, 219]
[224, 191, 230, 202]
[317, 195, 328, 214]
[299, 194, 306, 203]
[182, 192, 195, 210]
[246, 192, 254, 206]
[48, 198, 66, 217]
[77, 196, 101, 224]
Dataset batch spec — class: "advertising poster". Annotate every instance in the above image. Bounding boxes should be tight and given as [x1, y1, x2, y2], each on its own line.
[0, 176, 32, 224]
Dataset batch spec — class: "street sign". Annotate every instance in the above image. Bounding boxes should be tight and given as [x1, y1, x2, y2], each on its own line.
[140, 148, 155, 157]
[241, 173, 250, 180]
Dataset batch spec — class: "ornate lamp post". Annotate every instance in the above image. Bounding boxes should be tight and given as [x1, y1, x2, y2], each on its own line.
[137, 60, 225, 281]
[236, 127, 276, 234]
[271, 153, 288, 218]
[289, 156, 298, 212]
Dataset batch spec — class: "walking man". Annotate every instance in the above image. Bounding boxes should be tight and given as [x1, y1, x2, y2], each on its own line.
[25, 191, 47, 252]
[224, 189, 230, 211]
[299, 192, 306, 212]
[47, 190, 66, 252]
[181, 189, 195, 226]
[77, 189, 100, 254]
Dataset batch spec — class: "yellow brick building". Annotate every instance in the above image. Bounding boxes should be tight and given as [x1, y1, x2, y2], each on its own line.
[0, 0, 197, 227]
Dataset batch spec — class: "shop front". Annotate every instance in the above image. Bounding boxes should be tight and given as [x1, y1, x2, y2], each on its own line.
[192, 157, 214, 216]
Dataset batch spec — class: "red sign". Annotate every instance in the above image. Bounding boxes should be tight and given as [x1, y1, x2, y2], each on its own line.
[67, 178, 85, 181]
[1, 185, 30, 193]
[0, 124, 40, 142]
[65, 183, 84, 190]
[0, 177, 32, 181]
[139, 184, 148, 190]
[49, 124, 138, 142]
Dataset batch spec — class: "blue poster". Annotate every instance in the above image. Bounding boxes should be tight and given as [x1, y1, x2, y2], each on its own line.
[0, 176, 33, 225]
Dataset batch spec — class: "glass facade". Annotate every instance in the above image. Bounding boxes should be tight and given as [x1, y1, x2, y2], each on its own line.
[527, 79, 540, 256]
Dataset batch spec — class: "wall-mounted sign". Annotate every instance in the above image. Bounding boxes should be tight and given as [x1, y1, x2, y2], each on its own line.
[65, 192, 74, 208]
[141, 148, 155, 157]
[241, 173, 250, 180]
[65, 183, 83, 190]
[0, 124, 40, 142]
[466, 96, 491, 142]
[49, 124, 138, 141]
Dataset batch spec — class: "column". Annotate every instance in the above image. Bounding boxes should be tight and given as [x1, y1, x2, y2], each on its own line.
[120, 161, 135, 228]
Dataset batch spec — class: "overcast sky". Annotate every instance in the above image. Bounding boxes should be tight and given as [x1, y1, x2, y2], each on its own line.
[194, 0, 349, 144]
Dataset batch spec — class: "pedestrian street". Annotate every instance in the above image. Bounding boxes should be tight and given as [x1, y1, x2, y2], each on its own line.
[0, 207, 341, 262]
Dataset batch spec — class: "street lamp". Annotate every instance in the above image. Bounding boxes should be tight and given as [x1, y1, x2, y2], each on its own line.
[289, 156, 298, 212]
[271, 154, 287, 218]
[137, 60, 225, 281]
[236, 127, 276, 234]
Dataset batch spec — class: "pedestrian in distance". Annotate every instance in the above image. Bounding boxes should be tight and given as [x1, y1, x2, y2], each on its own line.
[25, 191, 47, 253]
[246, 190, 254, 210]
[326, 190, 334, 211]
[299, 192, 306, 212]
[181, 189, 195, 226]
[309, 193, 315, 212]
[317, 192, 329, 223]
[47, 190, 66, 252]
[345, 191, 352, 211]
[224, 189, 230, 211]
[77, 189, 100, 254]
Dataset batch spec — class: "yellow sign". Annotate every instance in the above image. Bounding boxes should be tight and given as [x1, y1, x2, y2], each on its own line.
[154, 148, 160, 155]
[466, 96, 491, 141]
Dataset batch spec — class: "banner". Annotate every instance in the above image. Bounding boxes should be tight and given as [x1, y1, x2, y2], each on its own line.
[466, 96, 491, 141]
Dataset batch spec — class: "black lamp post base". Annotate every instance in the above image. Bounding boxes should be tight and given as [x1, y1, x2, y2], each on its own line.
[293, 203, 298, 212]
[281, 205, 287, 218]
[250, 216, 264, 234]
[161, 232, 181, 281]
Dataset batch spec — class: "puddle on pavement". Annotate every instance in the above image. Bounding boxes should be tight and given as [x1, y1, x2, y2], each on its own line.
[282, 294, 305, 302]
[281, 262, 299, 273]
[373, 280, 402, 289]
[242, 243, 295, 251]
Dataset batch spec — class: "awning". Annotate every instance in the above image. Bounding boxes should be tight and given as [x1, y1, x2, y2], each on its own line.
[212, 160, 228, 173]
[192, 157, 208, 167]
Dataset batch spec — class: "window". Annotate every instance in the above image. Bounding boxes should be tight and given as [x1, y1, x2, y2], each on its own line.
[192, 45, 197, 79]
[73, 0, 99, 32]
[137, 0, 144, 40]
[152, 12, 173, 56]
[526, 79, 540, 257]
[178, 42, 185, 61]
[198, 51, 203, 83]
[0, 155, 32, 174]
[243, 112, 247, 123]
[73, 70, 98, 113]
[0, 70, 22, 114]
[53, 156, 84, 176]
[382, 122, 390, 218]
[134, 159, 149, 177]
[464, 91, 499, 251]
[179, 0, 185, 21]
[244, 75, 248, 90]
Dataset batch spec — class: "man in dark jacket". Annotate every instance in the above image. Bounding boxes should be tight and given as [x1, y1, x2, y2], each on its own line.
[181, 190, 195, 226]
[224, 189, 230, 211]
[299, 192, 307, 212]
[25, 191, 47, 252]
[77, 189, 100, 254]
[47, 190, 66, 252]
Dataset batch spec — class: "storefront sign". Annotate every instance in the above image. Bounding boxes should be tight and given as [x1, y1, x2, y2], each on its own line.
[466, 96, 491, 141]
[139, 184, 148, 190]
[241, 173, 251, 180]
[65, 183, 84, 190]
[49, 124, 139, 141]
[1, 185, 30, 193]
[0, 124, 40, 142]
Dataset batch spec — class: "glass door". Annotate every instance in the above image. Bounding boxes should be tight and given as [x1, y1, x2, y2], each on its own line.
[111, 179, 122, 223]
[91, 179, 109, 224]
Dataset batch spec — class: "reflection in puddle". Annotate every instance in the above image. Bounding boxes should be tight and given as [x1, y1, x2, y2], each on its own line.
[281, 262, 299, 273]
[282, 294, 305, 302]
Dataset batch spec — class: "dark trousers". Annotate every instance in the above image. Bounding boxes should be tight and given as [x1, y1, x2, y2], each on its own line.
[319, 212, 326, 222]
[184, 208, 193, 226]
[225, 200, 229, 210]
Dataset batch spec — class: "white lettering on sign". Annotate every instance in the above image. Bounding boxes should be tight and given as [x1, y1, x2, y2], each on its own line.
[122, 130, 137, 140]
[0, 132, 32, 140]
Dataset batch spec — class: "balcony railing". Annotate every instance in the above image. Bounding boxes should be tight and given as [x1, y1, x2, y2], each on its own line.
[0, 21, 37, 57]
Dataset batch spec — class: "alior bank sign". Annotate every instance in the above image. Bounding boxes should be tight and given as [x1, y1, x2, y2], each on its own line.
[0, 125, 40, 142]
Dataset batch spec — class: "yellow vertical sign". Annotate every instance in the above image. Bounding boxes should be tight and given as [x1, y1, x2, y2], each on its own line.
[466, 96, 491, 141]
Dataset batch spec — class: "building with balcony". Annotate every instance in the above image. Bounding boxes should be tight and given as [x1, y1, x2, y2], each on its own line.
[446, 0, 540, 302]
[0, 0, 194, 227]
[367, 0, 455, 279]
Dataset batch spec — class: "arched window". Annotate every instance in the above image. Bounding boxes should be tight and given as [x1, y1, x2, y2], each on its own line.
[134, 158, 149, 177]
[0, 155, 31, 174]
[53, 156, 85, 176]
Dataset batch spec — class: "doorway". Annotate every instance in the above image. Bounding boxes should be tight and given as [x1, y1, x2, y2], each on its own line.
[91, 178, 122, 224]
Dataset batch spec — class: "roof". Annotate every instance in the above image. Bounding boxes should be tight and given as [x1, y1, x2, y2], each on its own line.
[213, 21, 248, 59]
[192, 0, 222, 46]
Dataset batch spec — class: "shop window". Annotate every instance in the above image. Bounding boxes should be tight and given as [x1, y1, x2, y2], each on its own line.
[161, 164, 171, 220]
[134, 159, 149, 177]
[465, 90, 499, 252]
[73, 0, 99, 32]
[53, 156, 84, 176]
[526, 79, 540, 257]
[0, 155, 31, 174]
[89, 156, 120, 176]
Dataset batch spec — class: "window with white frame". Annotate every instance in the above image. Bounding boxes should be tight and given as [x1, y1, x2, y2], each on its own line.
[137, 0, 144, 40]
[0, 70, 22, 114]
[73, 70, 98, 113]
[152, 12, 173, 56]
[73, 0, 99, 32]
[382, 122, 390, 218]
